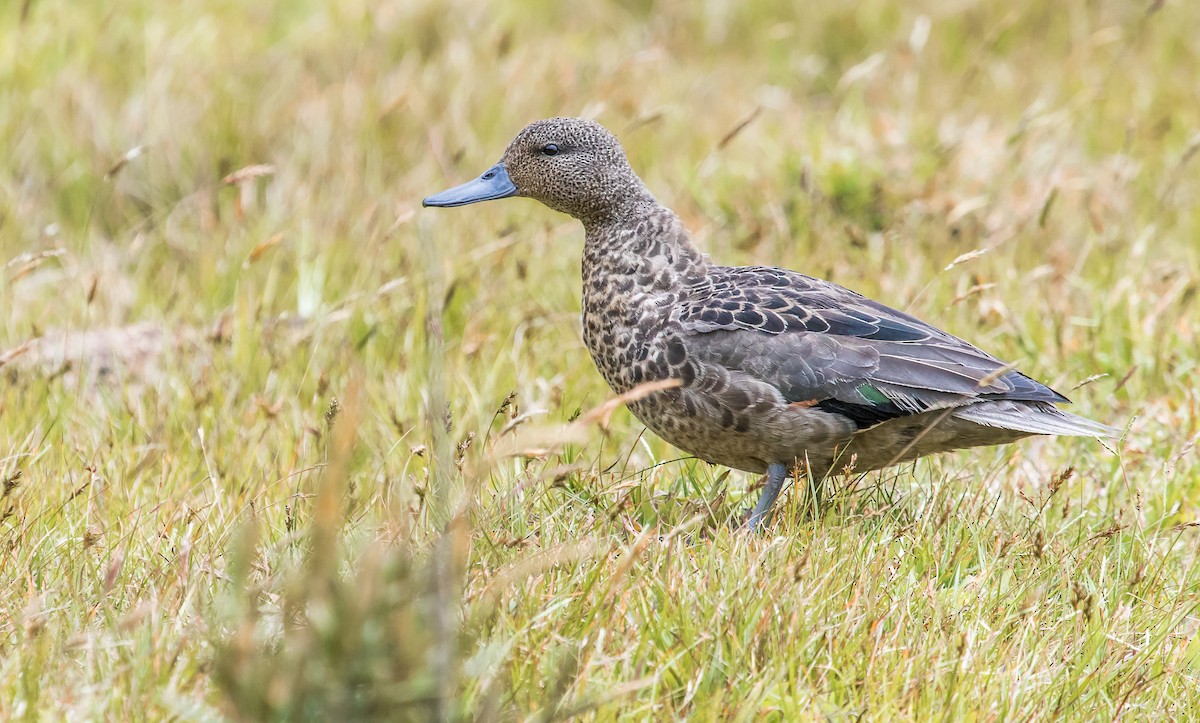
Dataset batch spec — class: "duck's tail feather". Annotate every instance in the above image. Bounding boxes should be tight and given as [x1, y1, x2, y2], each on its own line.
[953, 400, 1119, 438]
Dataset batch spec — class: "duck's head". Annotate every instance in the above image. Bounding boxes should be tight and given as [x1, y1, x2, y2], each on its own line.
[423, 117, 652, 222]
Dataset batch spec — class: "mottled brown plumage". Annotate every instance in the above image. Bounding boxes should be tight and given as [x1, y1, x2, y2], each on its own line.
[424, 117, 1113, 528]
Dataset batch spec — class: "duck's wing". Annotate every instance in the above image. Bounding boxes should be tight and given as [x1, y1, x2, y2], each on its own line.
[675, 266, 1076, 430]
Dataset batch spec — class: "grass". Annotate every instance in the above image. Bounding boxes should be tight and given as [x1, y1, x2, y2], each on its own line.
[1, 0, 1198, 718]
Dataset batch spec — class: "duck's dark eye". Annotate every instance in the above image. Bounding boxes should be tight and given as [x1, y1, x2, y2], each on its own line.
[541, 143, 559, 157]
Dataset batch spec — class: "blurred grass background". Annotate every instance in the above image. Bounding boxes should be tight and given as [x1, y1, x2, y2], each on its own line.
[1, 0, 1198, 718]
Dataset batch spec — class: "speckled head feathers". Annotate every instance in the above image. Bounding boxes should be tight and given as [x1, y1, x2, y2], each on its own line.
[424, 118, 656, 223]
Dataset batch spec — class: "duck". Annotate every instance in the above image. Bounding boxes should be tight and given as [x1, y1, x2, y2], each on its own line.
[423, 117, 1114, 529]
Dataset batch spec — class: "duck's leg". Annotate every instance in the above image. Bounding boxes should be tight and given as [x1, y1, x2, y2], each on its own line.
[746, 462, 789, 531]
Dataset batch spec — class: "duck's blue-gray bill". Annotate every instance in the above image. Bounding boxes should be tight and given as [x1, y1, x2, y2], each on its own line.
[422, 163, 516, 207]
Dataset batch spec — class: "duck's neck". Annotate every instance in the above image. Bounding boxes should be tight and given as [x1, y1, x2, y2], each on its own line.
[580, 201, 708, 295]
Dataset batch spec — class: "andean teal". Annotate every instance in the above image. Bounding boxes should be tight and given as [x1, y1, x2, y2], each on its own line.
[424, 117, 1114, 529]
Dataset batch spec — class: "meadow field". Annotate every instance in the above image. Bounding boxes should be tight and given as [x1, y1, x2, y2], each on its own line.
[2, 0, 1198, 718]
